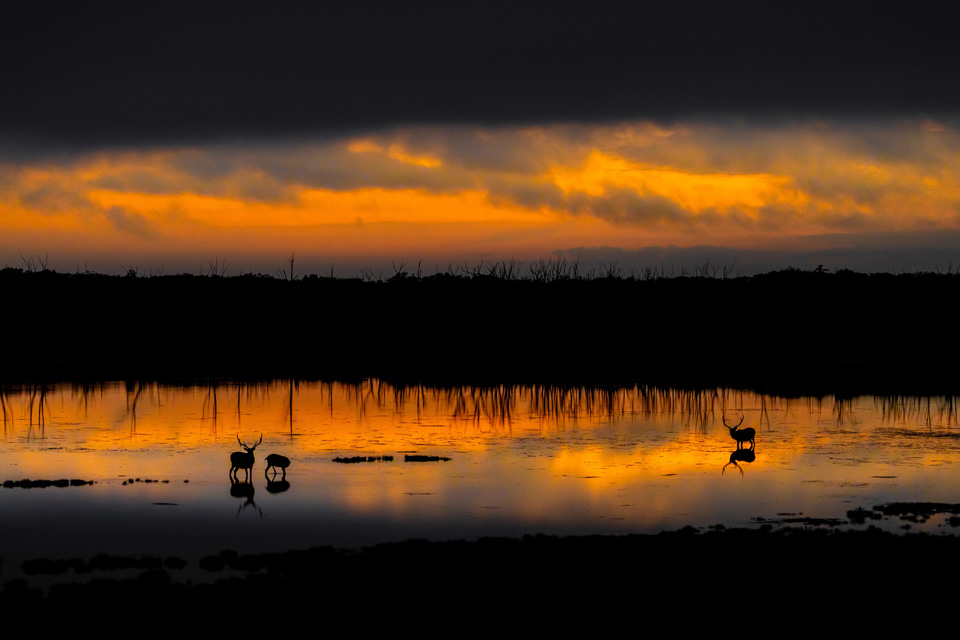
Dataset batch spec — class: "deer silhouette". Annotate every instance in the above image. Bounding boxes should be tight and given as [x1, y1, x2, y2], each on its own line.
[722, 448, 756, 476]
[229, 433, 262, 480]
[264, 453, 290, 479]
[723, 414, 755, 450]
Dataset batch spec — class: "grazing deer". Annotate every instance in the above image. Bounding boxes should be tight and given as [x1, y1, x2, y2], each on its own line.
[723, 414, 755, 450]
[722, 448, 756, 476]
[229, 433, 262, 480]
[264, 453, 290, 479]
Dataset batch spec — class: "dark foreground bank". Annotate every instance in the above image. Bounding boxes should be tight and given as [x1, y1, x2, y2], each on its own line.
[4, 527, 958, 629]
[4, 266, 960, 395]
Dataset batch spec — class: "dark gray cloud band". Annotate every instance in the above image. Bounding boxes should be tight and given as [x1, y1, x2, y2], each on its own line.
[4, 0, 960, 152]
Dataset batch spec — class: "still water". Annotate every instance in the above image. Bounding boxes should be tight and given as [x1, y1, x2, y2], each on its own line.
[2, 380, 960, 567]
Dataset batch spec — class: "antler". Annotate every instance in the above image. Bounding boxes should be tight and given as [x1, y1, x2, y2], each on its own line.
[237, 433, 264, 448]
[722, 414, 744, 429]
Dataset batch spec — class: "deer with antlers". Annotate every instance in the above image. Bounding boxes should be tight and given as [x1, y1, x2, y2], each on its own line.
[229, 433, 263, 480]
[722, 415, 755, 450]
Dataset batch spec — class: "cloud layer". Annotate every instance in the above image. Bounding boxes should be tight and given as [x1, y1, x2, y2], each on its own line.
[4, 1, 960, 151]
[4, 119, 960, 274]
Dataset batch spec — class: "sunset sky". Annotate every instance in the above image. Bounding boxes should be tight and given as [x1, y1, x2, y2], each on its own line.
[3, 1, 960, 276]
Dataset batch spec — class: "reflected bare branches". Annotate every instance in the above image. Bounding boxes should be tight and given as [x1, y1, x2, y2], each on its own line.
[2, 381, 960, 440]
[1, 384, 10, 430]
[125, 380, 146, 431]
[19, 383, 51, 438]
[875, 395, 949, 428]
[834, 397, 857, 427]
[202, 383, 219, 428]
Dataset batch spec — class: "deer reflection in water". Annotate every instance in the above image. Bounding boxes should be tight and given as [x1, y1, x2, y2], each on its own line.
[230, 478, 263, 518]
[266, 478, 291, 494]
[722, 448, 756, 476]
[229, 433, 262, 480]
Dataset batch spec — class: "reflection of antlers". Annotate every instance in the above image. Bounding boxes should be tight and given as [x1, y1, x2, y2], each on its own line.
[722, 448, 756, 476]
[230, 479, 263, 519]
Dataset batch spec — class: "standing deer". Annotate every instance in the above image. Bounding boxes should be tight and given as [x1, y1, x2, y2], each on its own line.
[722, 414, 755, 450]
[229, 433, 263, 480]
[264, 453, 290, 479]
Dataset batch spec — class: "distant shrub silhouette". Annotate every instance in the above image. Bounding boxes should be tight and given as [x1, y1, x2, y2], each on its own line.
[2, 263, 958, 392]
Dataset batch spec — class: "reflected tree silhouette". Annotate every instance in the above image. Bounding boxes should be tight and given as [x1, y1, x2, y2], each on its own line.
[281, 378, 299, 436]
[129, 381, 960, 435]
[8, 380, 960, 454]
[833, 397, 858, 427]
[124, 380, 150, 433]
[28, 383, 48, 432]
[1, 384, 10, 430]
[202, 382, 225, 431]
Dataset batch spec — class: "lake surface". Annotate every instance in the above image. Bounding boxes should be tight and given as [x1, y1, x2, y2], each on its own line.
[3, 380, 960, 577]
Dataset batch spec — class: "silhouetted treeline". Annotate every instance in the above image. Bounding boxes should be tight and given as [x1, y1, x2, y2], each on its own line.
[3, 265, 959, 393]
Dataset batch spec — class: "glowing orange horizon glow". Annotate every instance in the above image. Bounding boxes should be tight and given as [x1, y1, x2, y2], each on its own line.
[549, 150, 813, 216]
[4, 121, 960, 272]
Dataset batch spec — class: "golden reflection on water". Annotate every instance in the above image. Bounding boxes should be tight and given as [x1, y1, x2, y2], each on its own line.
[2, 381, 959, 449]
[2, 379, 960, 557]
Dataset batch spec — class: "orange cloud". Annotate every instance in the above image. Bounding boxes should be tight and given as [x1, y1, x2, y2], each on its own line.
[5, 120, 960, 273]
[347, 138, 443, 168]
[85, 186, 552, 228]
[549, 150, 811, 218]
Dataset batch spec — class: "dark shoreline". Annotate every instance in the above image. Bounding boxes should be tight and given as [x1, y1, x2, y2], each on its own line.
[5, 526, 959, 624]
[4, 266, 960, 396]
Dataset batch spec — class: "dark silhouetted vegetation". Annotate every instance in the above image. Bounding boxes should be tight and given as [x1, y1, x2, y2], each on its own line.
[1, 479, 95, 489]
[332, 455, 394, 463]
[3, 262, 959, 394]
[4, 527, 958, 631]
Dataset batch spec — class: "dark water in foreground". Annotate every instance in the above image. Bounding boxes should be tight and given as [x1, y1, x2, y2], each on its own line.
[3, 380, 960, 582]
